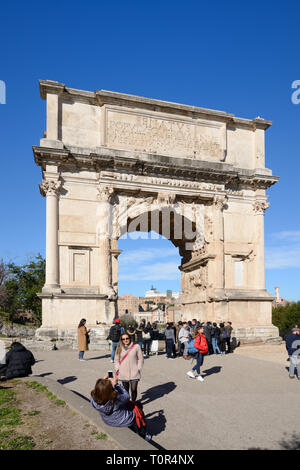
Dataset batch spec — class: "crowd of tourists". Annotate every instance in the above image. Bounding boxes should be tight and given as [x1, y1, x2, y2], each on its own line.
[2, 319, 300, 444]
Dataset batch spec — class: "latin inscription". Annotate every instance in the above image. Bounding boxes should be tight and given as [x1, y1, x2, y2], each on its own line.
[106, 109, 224, 160]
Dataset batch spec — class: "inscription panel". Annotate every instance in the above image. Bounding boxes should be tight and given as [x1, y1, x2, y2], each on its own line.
[105, 107, 226, 161]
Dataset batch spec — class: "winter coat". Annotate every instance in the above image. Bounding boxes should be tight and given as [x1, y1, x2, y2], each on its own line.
[165, 328, 175, 342]
[90, 384, 135, 427]
[151, 328, 159, 340]
[225, 325, 233, 338]
[178, 327, 190, 343]
[78, 325, 89, 351]
[286, 333, 300, 356]
[2, 342, 35, 379]
[107, 324, 122, 343]
[194, 333, 209, 354]
[114, 344, 144, 381]
[211, 326, 220, 339]
[135, 328, 144, 343]
[204, 324, 212, 342]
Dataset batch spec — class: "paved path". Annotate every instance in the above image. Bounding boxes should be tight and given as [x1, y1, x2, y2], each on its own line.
[31, 348, 300, 450]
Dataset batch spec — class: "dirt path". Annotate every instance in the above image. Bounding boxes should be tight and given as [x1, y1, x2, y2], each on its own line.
[0, 379, 120, 450]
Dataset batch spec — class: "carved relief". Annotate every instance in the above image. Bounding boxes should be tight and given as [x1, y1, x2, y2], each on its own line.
[39, 180, 61, 197]
[213, 195, 228, 210]
[97, 185, 114, 202]
[253, 201, 270, 214]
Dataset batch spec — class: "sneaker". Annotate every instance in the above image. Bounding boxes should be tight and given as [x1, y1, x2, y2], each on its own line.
[145, 433, 152, 442]
[79, 359, 87, 362]
[196, 375, 204, 382]
[169, 358, 175, 360]
[110, 360, 114, 363]
[187, 371, 195, 379]
[289, 375, 295, 379]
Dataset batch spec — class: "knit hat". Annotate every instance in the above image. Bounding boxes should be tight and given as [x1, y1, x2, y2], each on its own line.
[114, 318, 120, 324]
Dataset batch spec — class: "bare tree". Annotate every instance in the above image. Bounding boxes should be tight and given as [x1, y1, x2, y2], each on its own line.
[0, 259, 8, 307]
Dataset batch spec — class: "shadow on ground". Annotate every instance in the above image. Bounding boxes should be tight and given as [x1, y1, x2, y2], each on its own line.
[58, 375, 77, 385]
[202, 366, 222, 376]
[140, 382, 176, 405]
[87, 354, 111, 361]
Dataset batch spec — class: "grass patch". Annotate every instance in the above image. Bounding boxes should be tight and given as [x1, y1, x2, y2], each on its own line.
[55, 400, 66, 406]
[0, 433, 35, 450]
[25, 381, 48, 393]
[0, 406, 22, 427]
[0, 388, 15, 405]
[26, 410, 40, 416]
[95, 433, 107, 440]
[91, 431, 107, 439]
[26, 381, 65, 406]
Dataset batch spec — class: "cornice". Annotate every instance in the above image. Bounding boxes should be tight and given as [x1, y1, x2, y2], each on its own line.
[32, 145, 279, 190]
[38, 80, 272, 130]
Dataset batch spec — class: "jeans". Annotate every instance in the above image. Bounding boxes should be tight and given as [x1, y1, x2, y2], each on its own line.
[289, 355, 300, 377]
[192, 353, 204, 375]
[212, 337, 221, 354]
[182, 341, 189, 356]
[166, 339, 174, 358]
[111, 341, 119, 361]
[79, 351, 85, 360]
[143, 340, 151, 356]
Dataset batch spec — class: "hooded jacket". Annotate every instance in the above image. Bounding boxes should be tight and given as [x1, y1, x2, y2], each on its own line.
[90, 384, 135, 427]
[3, 342, 35, 379]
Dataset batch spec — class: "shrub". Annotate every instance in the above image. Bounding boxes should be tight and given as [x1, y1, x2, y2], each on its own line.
[272, 302, 300, 338]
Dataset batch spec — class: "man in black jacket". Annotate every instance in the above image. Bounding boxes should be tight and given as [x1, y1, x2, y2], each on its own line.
[107, 318, 123, 363]
[0, 342, 35, 380]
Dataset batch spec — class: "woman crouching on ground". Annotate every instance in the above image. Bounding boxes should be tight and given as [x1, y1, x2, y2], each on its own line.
[186, 326, 208, 382]
[90, 375, 151, 441]
[114, 333, 144, 403]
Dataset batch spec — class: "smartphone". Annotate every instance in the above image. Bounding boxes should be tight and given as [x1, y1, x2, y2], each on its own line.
[108, 371, 113, 378]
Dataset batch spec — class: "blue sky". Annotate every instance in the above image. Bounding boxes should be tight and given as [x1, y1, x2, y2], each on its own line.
[0, 0, 299, 300]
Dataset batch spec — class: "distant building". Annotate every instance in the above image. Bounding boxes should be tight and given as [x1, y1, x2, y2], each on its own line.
[272, 286, 291, 308]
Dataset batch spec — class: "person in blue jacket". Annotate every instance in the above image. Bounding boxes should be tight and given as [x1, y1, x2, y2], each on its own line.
[90, 374, 151, 441]
[285, 327, 300, 379]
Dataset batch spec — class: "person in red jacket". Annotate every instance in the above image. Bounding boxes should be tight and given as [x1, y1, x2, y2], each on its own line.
[187, 326, 208, 382]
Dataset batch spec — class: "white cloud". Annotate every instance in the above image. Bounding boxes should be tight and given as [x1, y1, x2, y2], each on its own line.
[272, 231, 300, 242]
[119, 261, 181, 281]
[266, 230, 300, 269]
[119, 247, 179, 265]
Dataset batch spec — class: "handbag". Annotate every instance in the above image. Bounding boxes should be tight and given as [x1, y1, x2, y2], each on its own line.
[86, 333, 90, 344]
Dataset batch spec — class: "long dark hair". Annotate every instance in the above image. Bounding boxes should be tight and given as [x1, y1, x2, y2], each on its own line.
[91, 378, 118, 405]
[78, 318, 86, 328]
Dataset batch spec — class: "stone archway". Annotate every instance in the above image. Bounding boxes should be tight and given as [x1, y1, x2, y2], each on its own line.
[33, 80, 279, 344]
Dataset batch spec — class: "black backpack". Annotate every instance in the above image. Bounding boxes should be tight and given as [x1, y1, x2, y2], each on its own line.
[110, 325, 121, 342]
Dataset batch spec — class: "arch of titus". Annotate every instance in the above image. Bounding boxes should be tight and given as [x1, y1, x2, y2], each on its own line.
[33, 80, 279, 345]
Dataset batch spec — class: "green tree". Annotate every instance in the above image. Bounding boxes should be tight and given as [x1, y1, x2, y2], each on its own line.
[119, 315, 137, 330]
[272, 301, 300, 338]
[3, 254, 45, 325]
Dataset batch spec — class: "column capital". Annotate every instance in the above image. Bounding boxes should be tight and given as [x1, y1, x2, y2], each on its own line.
[253, 201, 270, 215]
[213, 195, 227, 210]
[39, 179, 61, 197]
[97, 185, 114, 202]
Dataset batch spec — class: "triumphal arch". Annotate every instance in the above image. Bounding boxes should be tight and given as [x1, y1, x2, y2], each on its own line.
[33, 80, 279, 344]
